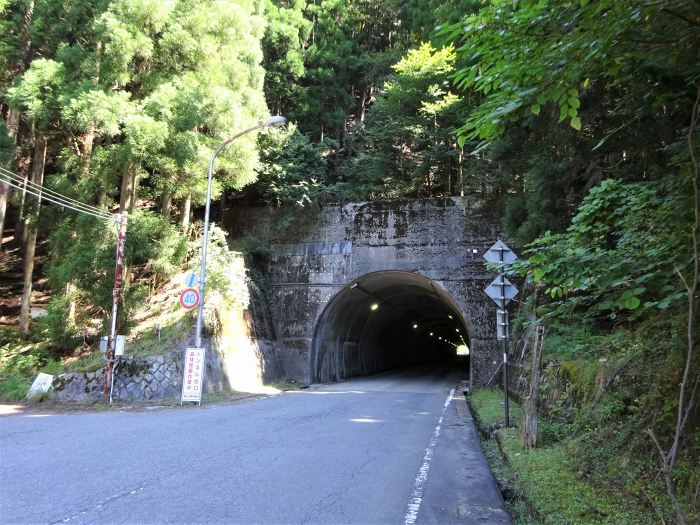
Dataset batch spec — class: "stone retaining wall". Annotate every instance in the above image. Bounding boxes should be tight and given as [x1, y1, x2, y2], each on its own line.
[52, 347, 227, 403]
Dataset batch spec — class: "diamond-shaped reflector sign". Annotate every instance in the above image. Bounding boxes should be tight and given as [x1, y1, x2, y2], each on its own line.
[484, 276, 519, 308]
[483, 240, 518, 265]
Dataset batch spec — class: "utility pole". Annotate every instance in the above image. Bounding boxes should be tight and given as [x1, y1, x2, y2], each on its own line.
[103, 212, 127, 404]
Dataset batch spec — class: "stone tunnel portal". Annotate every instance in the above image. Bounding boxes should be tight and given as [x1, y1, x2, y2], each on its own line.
[311, 271, 470, 383]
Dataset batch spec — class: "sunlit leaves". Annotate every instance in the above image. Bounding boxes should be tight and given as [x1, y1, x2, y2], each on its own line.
[438, 0, 693, 147]
[512, 177, 692, 320]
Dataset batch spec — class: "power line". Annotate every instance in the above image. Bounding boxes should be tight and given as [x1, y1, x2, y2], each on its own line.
[0, 166, 112, 218]
[0, 168, 113, 219]
[0, 173, 116, 221]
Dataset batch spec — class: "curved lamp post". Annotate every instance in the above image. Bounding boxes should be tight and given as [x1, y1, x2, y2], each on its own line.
[195, 115, 287, 348]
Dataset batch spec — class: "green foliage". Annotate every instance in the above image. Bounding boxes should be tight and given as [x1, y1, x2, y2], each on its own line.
[126, 209, 188, 277]
[470, 388, 656, 524]
[501, 303, 699, 523]
[253, 125, 331, 207]
[470, 387, 522, 426]
[189, 224, 246, 309]
[513, 177, 691, 320]
[262, 0, 311, 116]
[37, 295, 80, 351]
[46, 209, 186, 333]
[7, 58, 65, 127]
[0, 374, 31, 401]
[0, 330, 51, 401]
[62, 352, 105, 373]
[338, 42, 467, 199]
[0, 121, 13, 165]
[441, 0, 699, 147]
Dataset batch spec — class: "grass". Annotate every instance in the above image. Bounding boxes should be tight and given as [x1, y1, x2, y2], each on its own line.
[0, 374, 31, 401]
[469, 388, 654, 525]
[470, 388, 523, 426]
[62, 352, 105, 373]
[268, 378, 307, 391]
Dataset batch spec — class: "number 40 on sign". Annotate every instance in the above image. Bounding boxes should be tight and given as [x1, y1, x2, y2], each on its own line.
[180, 288, 200, 309]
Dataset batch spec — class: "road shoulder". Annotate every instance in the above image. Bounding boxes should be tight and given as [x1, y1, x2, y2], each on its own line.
[418, 389, 513, 524]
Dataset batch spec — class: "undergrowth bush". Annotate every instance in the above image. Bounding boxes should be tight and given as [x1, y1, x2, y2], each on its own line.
[517, 319, 699, 523]
[0, 374, 31, 401]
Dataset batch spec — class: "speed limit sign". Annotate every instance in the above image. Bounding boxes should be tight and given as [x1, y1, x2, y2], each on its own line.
[179, 288, 200, 309]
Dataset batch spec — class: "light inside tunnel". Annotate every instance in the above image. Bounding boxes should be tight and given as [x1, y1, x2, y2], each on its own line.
[310, 271, 470, 383]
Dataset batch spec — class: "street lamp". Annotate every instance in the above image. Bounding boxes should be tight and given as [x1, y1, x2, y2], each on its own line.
[195, 116, 287, 348]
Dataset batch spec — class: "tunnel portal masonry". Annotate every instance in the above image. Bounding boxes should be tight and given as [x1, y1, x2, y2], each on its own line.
[223, 197, 511, 386]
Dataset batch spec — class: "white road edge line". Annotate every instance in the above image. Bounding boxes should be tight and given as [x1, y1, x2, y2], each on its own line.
[403, 387, 455, 525]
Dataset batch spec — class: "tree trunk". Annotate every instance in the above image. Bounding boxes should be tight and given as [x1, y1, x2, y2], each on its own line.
[15, 121, 39, 250]
[81, 126, 96, 178]
[160, 190, 172, 218]
[1, 103, 21, 252]
[458, 148, 464, 197]
[19, 136, 46, 335]
[6, 106, 20, 141]
[14, 163, 29, 251]
[180, 193, 191, 232]
[20, 1, 35, 64]
[219, 189, 227, 221]
[0, 181, 8, 252]
[522, 325, 545, 451]
[65, 280, 76, 326]
[119, 162, 138, 213]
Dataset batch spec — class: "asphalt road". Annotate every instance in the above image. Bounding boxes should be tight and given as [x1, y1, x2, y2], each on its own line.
[0, 363, 511, 525]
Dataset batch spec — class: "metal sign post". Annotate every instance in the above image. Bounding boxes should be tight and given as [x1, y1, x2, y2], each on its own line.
[483, 240, 519, 427]
[103, 211, 127, 404]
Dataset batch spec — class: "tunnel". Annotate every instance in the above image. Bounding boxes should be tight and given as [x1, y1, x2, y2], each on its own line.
[310, 271, 470, 383]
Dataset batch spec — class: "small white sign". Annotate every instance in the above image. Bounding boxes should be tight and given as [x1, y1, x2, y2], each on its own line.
[496, 309, 509, 340]
[115, 335, 126, 356]
[181, 348, 205, 404]
[99, 335, 126, 355]
[26, 373, 54, 399]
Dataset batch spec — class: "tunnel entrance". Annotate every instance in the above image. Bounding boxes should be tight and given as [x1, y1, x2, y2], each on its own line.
[310, 271, 470, 383]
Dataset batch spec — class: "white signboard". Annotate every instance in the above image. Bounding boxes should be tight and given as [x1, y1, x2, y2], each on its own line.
[26, 373, 54, 399]
[181, 348, 205, 404]
[99, 335, 126, 355]
[115, 335, 125, 356]
[496, 309, 509, 340]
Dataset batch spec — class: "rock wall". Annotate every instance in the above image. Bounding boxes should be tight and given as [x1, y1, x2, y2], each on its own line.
[52, 346, 228, 403]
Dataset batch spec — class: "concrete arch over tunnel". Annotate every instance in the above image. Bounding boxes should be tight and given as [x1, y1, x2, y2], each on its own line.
[311, 271, 471, 383]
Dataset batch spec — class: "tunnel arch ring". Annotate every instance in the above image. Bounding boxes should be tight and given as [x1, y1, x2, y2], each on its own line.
[310, 271, 473, 383]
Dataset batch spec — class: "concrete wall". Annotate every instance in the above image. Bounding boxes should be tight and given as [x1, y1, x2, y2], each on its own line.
[224, 196, 510, 386]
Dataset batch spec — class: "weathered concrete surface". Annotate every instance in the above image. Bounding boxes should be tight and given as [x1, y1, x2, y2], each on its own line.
[224, 197, 510, 386]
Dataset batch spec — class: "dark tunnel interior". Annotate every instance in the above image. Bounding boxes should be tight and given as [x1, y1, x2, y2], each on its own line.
[310, 271, 470, 383]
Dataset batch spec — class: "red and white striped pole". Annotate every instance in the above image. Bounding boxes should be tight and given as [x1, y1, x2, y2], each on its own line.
[103, 211, 127, 404]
